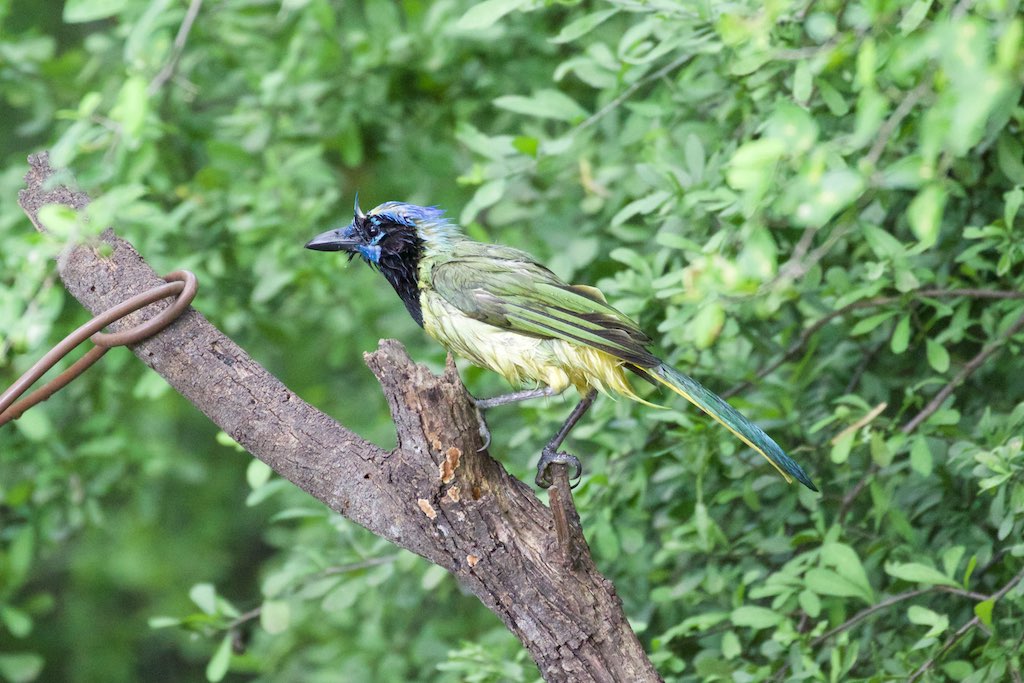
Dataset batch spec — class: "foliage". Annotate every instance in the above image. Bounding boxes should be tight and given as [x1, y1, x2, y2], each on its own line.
[2, 0, 1024, 681]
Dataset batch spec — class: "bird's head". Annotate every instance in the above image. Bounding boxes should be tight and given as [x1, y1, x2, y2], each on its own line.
[305, 197, 458, 326]
[304, 196, 446, 265]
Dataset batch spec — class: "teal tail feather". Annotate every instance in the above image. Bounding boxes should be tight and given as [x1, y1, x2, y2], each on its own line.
[644, 363, 818, 491]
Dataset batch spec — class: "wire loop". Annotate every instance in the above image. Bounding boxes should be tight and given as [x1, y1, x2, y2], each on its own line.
[0, 270, 198, 426]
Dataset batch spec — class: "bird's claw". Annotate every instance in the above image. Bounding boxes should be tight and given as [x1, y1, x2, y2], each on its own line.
[535, 447, 582, 489]
[472, 402, 492, 452]
[477, 417, 491, 452]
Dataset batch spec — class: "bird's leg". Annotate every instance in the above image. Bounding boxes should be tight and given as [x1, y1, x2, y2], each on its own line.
[472, 386, 557, 452]
[536, 389, 598, 489]
[472, 386, 557, 410]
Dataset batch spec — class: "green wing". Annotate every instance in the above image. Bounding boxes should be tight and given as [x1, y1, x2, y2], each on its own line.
[429, 241, 659, 369]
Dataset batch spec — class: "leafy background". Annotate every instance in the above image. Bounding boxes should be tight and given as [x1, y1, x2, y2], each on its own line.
[2, 0, 1023, 681]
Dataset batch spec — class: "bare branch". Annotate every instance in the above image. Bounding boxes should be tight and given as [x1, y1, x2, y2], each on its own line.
[16, 152, 661, 683]
[148, 0, 204, 95]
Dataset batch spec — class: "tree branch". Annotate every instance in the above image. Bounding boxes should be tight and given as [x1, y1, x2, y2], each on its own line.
[723, 288, 1024, 399]
[907, 564, 1024, 682]
[16, 152, 661, 683]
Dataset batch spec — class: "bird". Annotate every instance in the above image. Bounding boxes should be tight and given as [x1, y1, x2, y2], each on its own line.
[305, 198, 817, 491]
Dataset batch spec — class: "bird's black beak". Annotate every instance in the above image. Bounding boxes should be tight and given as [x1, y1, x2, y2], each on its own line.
[304, 227, 360, 252]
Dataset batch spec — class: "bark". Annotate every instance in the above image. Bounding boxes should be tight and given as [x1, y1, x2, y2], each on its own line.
[17, 152, 662, 683]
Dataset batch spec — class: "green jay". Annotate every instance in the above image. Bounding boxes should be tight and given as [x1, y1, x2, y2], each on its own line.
[305, 199, 817, 491]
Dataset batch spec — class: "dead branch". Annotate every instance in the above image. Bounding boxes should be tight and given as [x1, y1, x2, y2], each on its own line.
[15, 152, 661, 683]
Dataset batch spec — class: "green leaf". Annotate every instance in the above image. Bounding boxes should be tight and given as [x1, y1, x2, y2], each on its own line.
[764, 101, 818, 153]
[110, 76, 149, 140]
[215, 431, 246, 453]
[260, 600, 291, 634]
[460, 178, 507, 225]
[793, 61, 812, 103]
[455, 0, 526, 31]
[246, 460, 272, 489]
[0, 653, 44, 683]
[0, 606, 33, 638]
[830, 431, 855, 464]
[726, 139, 785, 191]
[885, 562, 959, 588]
[798, 589, 821, 618]
[494, 89, 588, 122]
[148, 616, 182, 629]
[7, 526, 35, 590]
[996, 134, 1024, 184]
[205, 635, 232, 682]
[881, 155, 931, 189]
[849, 88, 888, 150]
[818, 79, 850, 116]
[721, 630, 741, 659]
[926, 339, 950, 373]
[973, 598, 994, 629]
[907, 184, 947, 247]
[942, 546, 966, 577]
[512, 136, 538, 157]
[821, 543, 875, 602]
[1004, 186, 1023, 230]
[690, 302, 725, 349]
[190, 583, 218, 615]
[611, 191, 671, 227]
[805, 12, 836, 43]
[608, 247, 648, 273]
[963, 555, 978, 588]
[907, 605, 949, 637]
[851, 310, 897, 336]
[551, 9, 618, 44]
[891, 315, 911, 354]
[910, 435, 933, 476]
[36, 204, 82, 241]
[898, 0, 933, 34]
[805, 568, 873, 603]
[730, 605, 783, 629]
[685, 134, 705, 182]
[63, 0, 127, 22]
[855, 38, 877, 90]
[421, 564, 449, 590]
[794, 168, 865, 227]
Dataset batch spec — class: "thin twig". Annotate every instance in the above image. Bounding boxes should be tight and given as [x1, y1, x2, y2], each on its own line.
[844, 340, 886, 394]
[901, 308, 1024, 434]
[830, 402, 887, 445]
[774, 581, 993, 681]
[812, 587, 933, 646]
[148, 0, 204, 95]
[577, 53, 694, 131]
[907, 565, 1024, 682]
[836, 463, 877, 524]
[0, 272, 56, 363]
[837, 305, 1024, 516]
[223, 555, 400, 631]
[724, 288, 1024, 399]
[865, 80, 931, 167]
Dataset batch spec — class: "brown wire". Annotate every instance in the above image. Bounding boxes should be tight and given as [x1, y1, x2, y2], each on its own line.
[0, 270, 198, 426]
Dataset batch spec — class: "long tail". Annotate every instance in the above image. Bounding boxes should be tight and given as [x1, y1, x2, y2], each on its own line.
[640, 362, 818, 491]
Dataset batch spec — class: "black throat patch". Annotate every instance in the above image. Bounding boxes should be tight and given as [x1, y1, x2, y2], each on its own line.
[377, 248, 424, 326]
[355, 215, 425, 327]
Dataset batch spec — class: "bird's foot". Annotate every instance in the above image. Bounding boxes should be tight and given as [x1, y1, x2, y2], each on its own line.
[476, 410, 492, 452]
[535, 447, 582, 489]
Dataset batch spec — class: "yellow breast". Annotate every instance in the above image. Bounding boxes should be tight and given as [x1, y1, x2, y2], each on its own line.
[420, 291, 648, 402]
